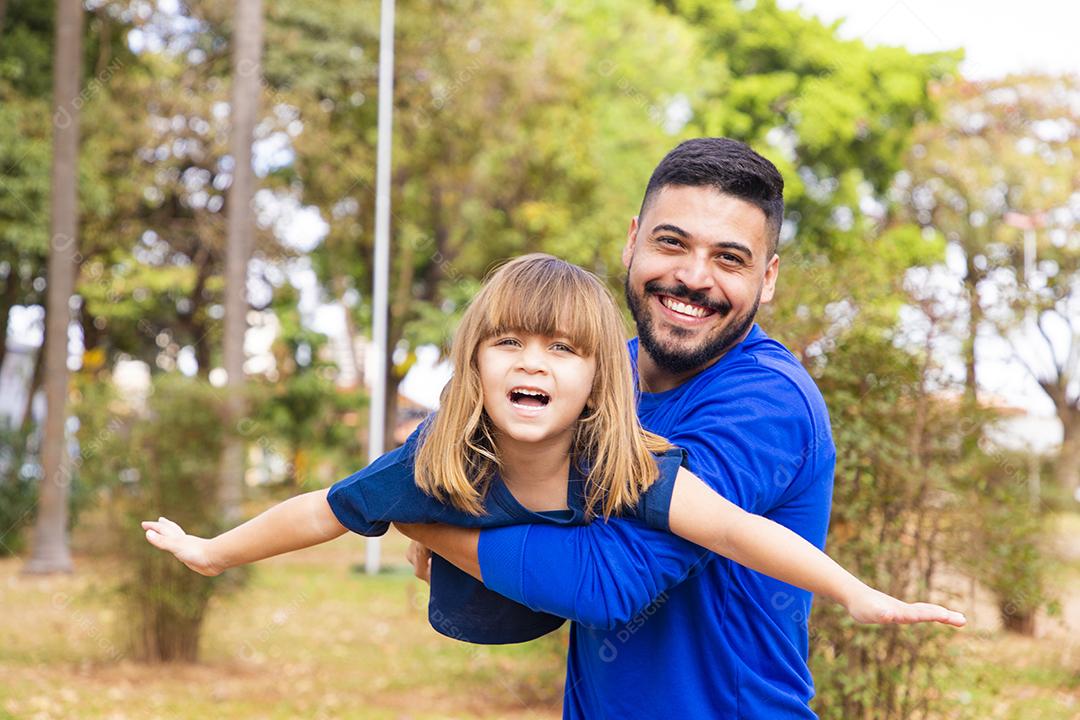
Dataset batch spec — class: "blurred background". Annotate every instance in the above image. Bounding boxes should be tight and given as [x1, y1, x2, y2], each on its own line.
[1, 0, 1077, 718]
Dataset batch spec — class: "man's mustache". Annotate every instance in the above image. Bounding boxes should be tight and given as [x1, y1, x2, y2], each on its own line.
[643, 280, 730, 316]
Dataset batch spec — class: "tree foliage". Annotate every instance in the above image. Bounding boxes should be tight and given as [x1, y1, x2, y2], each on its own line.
[4, 1, 1056, 711]
[898, 74, 1080, 497]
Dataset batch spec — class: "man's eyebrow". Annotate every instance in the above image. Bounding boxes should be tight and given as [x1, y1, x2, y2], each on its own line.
[713, 241, 754, 260]
[650, 223, 690, 238]
[651, 223, 755, 260]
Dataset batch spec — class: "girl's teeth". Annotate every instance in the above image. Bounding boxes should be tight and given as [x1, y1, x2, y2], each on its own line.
[510, 389, 550, 407]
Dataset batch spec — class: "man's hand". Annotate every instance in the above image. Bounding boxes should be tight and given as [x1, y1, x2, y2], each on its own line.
[406, 540, 432, 584]
[845, 585, 967, 628]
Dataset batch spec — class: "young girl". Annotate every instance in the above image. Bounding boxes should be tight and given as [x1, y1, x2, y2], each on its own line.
[142, 254, 965, 646]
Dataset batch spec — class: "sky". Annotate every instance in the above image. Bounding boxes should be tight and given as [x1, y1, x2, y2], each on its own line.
[776, 0, 1080, 79]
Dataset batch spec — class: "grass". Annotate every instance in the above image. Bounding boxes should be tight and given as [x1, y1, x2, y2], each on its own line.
[0, 521, 565, 719]
[936, 634, 1080, 719]
[2, 508, 1078, 718]
[929, 512, 1080, 719]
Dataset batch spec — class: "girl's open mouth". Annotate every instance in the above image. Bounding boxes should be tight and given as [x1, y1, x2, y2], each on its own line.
[508, 387, 551, 409]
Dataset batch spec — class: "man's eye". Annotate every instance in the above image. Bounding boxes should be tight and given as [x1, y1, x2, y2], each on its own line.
[658, 236, 681, 247]
[719, 253, 744, 265]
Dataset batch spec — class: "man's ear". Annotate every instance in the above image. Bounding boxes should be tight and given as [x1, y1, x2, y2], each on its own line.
[622, 216, 639, 269]
[760, 253, 780, 304]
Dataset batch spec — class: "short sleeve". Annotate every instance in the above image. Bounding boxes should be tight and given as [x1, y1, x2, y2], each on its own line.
[326, 423, 430, 537]
[667, 365, 817, 516]
[631, 447, 689, 531]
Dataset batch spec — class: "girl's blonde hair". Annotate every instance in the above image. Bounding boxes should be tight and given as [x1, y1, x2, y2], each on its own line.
[415, 253, 672, 519]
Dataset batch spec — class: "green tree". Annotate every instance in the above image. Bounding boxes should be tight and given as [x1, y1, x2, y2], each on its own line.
[0, 0, 131, 376]
[263, 0, 705, 436]
[659, 0, 958, 352]
[898, 74, 1080, 502]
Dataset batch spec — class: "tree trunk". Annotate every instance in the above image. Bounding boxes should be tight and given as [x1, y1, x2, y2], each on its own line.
[24, 0, 84, 575]
[218, 0, 263, 523]
[962, 243, 982, 407]
[192, 319, 211, 377]
[93, 5, 111, 78]
[1055, 408, 1080, 501]
[20, 337, 46, 435]
[999, 601, 1036, 636]
[78, 297, 101, 367]
[180, 246, 212, 376]
[0, 267, 19, 373]
[383, 346, 401, 445]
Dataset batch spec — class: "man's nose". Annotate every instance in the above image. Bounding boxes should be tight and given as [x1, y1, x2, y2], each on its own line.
[672, 254, 714, 291]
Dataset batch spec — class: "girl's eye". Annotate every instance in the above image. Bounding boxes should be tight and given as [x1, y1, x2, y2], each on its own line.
[495, 337, 521, 347]
[551, 342, 575, 353]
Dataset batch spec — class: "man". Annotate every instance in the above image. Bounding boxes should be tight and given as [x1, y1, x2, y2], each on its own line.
[400, 137, 835, 718]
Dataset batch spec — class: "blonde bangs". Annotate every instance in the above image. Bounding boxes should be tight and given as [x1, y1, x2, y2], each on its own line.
[476, 259, 609, 357]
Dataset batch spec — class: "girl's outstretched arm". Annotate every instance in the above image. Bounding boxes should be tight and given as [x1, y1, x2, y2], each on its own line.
[141, 488, 348, 576]
[668, 468, 967, 628]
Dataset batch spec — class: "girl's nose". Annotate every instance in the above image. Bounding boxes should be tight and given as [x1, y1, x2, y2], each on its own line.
[516, 342, 549, 373]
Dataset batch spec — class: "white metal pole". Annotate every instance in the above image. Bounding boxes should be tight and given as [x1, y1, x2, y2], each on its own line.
[1023, 228, 1036, 286]
[365, 0, 396, 575]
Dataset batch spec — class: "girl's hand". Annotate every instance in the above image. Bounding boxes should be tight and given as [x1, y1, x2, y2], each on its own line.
[141, 517, 223, 577]
[846, 586, 966, 628]
[405, 540, 432, 584]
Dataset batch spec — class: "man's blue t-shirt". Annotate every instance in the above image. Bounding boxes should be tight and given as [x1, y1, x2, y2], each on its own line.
[477, 324, 836, 718]
[326, 424, 687, 644]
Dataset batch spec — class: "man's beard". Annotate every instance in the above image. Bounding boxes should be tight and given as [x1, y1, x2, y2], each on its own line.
[625, 275, 760, 377]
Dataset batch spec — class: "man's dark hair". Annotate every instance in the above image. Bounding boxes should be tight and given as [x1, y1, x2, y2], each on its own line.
[638, 138, 785, 257]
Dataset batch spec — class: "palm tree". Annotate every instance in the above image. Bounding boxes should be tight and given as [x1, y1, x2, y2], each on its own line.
[219, 0, 264, 521]
[23, 0, 84, 574]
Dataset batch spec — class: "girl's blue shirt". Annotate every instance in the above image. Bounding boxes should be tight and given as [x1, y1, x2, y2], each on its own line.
[326, 422, 687, 644]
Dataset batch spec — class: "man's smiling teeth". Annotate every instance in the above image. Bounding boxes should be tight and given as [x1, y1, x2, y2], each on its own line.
[661, 296, 712, 318]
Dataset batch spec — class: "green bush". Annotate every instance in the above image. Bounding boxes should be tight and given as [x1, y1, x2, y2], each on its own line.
[76, 374, 248, 662]
[950, 450, 1053, 635]
[0, 421, 37, 556]
[809, 331, 971, 720]
[245, 372, 367, 487]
